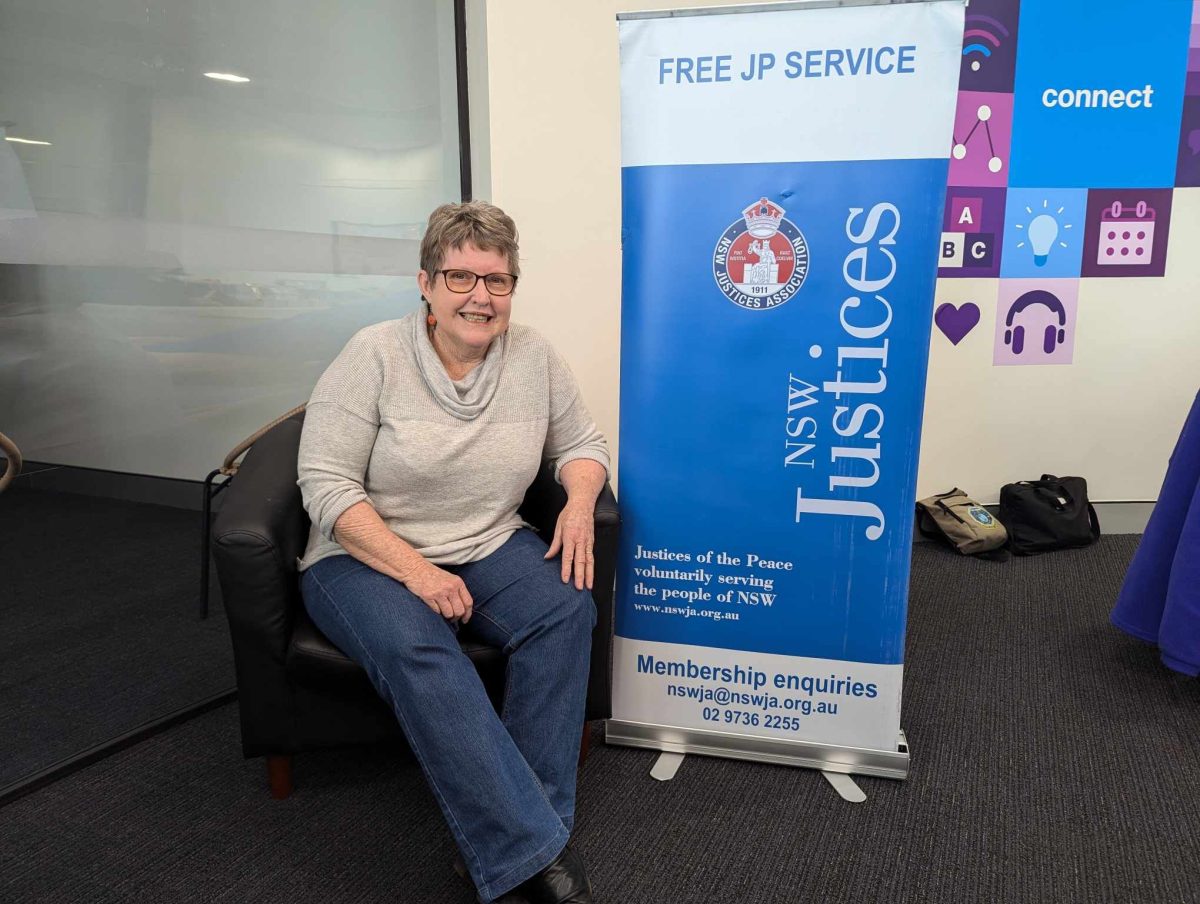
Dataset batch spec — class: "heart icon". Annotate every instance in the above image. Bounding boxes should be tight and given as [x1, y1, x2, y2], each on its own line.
[934, 302, 980, 345]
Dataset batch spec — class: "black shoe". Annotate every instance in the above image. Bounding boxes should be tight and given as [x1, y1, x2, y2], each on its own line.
[515, 845, 593, 904]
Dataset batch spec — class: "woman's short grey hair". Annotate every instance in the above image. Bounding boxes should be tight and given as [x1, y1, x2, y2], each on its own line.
[419, 201, 521, 283]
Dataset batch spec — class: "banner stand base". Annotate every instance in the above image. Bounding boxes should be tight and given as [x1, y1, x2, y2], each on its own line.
[606, 720, 911, 781]
[649, 752, 686, 782]
[822, 771, 867, 802]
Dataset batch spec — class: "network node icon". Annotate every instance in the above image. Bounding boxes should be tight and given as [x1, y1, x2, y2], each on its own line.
[952, 103, 1003, 174]
[948, 91, 1013, 188]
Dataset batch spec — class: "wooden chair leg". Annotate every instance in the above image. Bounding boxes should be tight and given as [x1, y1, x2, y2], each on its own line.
[578, 721, 592, 768]
[267, 754, 293, 799]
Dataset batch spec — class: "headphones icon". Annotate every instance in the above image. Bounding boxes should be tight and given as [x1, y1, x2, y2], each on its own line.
[1003, 290, 1067, 355]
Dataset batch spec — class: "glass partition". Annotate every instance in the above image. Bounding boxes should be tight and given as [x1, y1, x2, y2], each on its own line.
[0, 0, 464, 797]
[0, 0, 461, 477]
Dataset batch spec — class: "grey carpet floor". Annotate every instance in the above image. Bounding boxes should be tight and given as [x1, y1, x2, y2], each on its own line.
[2, 535, 1198, 903]
[0, 487, 234, 789]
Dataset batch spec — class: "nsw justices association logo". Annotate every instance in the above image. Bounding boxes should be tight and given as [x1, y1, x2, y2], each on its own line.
[713, 197, 810, 310]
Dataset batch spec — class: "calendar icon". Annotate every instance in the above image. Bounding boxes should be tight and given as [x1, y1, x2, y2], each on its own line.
[1096, 200, 1155, 266]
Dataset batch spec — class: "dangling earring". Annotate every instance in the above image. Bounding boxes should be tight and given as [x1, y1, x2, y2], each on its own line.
[426, 313, 436, 330]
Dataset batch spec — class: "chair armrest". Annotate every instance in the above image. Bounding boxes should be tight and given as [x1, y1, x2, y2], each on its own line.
[211, 414, 311, 755]
[518, 463, 620, 720]
[587, 481, 620, 721]
[518, 462, 619, 539]
[594, 481, 619, 530]
[518, 462, 568, 544]
[211, 416, 309, 661]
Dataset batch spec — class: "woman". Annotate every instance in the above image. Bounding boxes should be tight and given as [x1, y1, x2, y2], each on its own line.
[296, 201, 608, 904]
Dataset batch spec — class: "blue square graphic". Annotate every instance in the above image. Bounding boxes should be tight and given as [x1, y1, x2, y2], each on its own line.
[1008, 0, 1192, 188]
[1000, 188, 1087, 277]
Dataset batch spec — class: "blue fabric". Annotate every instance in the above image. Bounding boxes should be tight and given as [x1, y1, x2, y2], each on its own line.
[301, 529, 596, 902]
[1111, 391, 1200, 676]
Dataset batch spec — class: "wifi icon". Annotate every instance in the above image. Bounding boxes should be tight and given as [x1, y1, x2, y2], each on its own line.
[961, 14, 1010, 73]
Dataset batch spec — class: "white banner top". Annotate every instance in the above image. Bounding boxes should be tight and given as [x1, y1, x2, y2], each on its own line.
[619, 0, 963, 168]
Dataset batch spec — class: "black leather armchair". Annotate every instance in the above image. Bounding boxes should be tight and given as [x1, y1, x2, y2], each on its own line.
[210, 410, 619, 798]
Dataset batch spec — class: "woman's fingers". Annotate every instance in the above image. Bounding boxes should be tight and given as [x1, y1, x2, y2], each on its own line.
[545, 521, 563, 560]
[573, 541, 587, 590]
[433, 596, 454, 619]
[458, 582, 474, 623]
[413, 567, 472, 622]
[442, 577, 471, 621]
[561, 534, 575, 584]
[546, 507, 596, 587]
[559, 530, 594, 588]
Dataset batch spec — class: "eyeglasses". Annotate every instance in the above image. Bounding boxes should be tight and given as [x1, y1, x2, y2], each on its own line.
[435, 269, 518, 296]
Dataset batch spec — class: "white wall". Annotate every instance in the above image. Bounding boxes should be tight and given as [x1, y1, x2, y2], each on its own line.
[475, 0, 752, 486]
[475, 0, 1197, 503]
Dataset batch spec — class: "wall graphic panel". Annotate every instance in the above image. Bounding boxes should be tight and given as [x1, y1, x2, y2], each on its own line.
[922, 0, 1199, 502]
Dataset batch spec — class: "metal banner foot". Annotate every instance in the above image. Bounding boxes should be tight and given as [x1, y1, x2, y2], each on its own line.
[822, 770, 866, 803]
[650, 751, 685, 781]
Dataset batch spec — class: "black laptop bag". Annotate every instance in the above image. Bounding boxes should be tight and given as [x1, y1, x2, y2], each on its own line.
[998, 474, 1100, 555]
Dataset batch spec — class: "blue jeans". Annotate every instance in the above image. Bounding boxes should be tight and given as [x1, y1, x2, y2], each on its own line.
[300, 529, 596, 902]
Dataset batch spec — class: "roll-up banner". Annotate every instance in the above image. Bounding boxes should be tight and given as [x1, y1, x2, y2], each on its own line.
[610, 0, 965, 779]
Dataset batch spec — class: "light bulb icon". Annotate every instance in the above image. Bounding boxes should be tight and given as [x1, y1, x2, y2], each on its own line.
[1013, 199, 1073, 269]
[1027, 214, 1059, 267]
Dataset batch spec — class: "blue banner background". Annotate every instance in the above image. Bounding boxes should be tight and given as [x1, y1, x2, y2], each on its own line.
[618, 158, 949, 665]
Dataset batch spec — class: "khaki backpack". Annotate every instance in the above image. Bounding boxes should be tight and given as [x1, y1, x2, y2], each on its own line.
[916, 488, 1008, 557]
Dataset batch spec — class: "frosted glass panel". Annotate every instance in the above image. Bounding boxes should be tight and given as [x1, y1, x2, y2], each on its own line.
[0, 0, 461, 478]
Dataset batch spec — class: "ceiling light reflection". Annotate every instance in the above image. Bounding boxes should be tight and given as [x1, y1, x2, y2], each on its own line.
[4, 136, 51, 146]
[204, 72, 251, 83]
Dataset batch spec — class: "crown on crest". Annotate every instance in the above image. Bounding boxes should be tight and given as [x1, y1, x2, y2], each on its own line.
[742, 198, 784, 238]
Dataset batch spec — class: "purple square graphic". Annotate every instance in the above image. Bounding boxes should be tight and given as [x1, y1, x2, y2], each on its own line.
[964, 233, 997, 269]
[944, 196, 983, 232]
[959, 0, 1021, 93]
[939, 187, 1007, 278]
[949, 92, 1014, 188]
[1081, 188, 1173, 278]
[993, 279, 1079, 367]
[1177, 96, 1200, 186]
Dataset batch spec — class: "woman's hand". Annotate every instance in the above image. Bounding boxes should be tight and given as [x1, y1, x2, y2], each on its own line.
[333, 502, 473, 622]
[403, 560, 474, 622]
[545, 500, 596, 590]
